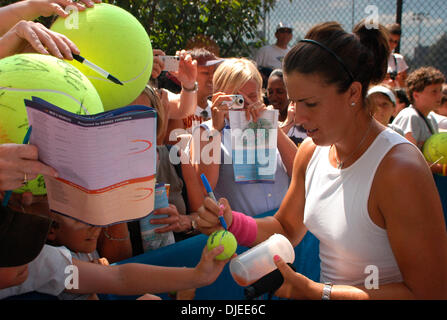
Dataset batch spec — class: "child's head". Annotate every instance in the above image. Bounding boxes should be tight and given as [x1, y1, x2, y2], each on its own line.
[6, 193, 101, 254]
[0, 204, 52, 288]
[188, 47, 221, 102]
[46, 213, 102, 254]
[386, 23, 402, 52]
[406, 67, 445, 111]
[267, 69, 289, 114]
[367, 85, 396, 125]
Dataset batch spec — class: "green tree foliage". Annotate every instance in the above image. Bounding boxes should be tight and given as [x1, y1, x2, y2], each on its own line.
[105, 0, 276, 57]
[0, 0, 278, 57]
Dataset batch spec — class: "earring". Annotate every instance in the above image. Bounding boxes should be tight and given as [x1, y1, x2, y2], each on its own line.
[351, 102, 356, 107]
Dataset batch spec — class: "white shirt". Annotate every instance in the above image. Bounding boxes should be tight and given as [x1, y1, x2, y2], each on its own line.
[392, 106, 439, 146]
[430, 111, 447, 131]
[0, 245, 72, 299]
[255, 45, 290, 70]
[304, 129, 412, 285]
[387, 53, 409, 74]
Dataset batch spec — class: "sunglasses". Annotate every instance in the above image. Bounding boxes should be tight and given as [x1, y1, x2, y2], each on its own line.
[277, 29, 292, 34]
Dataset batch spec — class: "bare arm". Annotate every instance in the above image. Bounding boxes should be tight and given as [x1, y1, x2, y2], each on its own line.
[275, 143, 447, 300]
[276, 127, 297, 177]
[371, 144, 447, 298]
[162, 89, 197, 120]
[97, 223, 132, 264]
[69, 245, 227, 296]
[0, 0, 100, 36]
[162, 50, 198, 119]
[181, 152, 206, 211]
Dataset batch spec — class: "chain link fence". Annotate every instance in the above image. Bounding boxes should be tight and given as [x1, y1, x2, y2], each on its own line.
[263, 0, 447, 77]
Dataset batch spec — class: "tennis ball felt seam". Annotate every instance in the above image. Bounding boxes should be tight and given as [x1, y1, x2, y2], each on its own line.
[207, 230, 237, 260]
[218, 230, 227, 245]
[0, 87, 90, 114]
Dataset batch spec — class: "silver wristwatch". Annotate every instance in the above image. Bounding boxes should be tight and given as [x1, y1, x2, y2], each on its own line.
[182, 81, 198, 93]
[322, 282, 333, 300]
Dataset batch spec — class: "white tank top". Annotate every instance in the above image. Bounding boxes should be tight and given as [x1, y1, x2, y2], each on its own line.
[304, 128, 414, 285]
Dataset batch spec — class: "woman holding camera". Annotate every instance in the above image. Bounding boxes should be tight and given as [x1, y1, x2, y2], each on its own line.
[189, 58, 297, 217]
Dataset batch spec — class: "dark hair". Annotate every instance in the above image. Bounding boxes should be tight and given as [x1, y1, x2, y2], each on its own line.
[269, 69, 284, 80]
[394, 88, 410, 108]
[441, 94, 447, 106]
[386, 23, 402, 36]
[406, 67, 445, 104]
[186, 47, 218, 66]
[283, 20, 390, 99]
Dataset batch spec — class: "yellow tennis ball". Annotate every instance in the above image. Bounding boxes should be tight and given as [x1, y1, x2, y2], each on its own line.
[423, 132, 447, 172]
[50, 3, 153, 111]
[207, 230, 237, 260]
[0, 53, 104, 195]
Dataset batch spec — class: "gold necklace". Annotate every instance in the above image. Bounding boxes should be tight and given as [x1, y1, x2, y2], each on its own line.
[332, 120, 374, 169]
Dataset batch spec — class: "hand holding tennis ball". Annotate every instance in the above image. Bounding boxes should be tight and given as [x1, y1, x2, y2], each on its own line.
[207, 230, 238, 261]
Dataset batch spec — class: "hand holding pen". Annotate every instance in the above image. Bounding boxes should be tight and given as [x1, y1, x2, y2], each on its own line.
[200, 174, 229, 230]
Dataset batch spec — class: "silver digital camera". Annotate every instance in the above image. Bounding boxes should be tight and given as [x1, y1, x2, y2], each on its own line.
[159, 55, 180, 72]
[221, 95, 244, 109]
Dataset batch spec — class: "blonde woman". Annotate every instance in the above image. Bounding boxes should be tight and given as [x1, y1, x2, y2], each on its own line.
[190, 58, 297, 217]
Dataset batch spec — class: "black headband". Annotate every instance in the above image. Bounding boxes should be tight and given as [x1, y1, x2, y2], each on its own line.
[299, 39, 354, 82]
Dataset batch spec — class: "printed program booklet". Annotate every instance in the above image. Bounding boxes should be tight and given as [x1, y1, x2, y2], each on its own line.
[229, 109, 279, 184]
[25, 96, 157, 226]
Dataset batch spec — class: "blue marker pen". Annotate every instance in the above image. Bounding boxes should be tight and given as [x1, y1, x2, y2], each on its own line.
[200, 173, 228, 230]
[2, 126, 32, 207]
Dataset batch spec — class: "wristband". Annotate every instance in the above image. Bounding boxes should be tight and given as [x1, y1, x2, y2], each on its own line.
[228, 211, 257, 247]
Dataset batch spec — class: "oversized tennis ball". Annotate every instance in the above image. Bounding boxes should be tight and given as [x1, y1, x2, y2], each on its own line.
[423, 132, 447, 173]
[0, 53, 104, 195]
[50, 3, 153, 111]
[207, 230, 237, 260]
